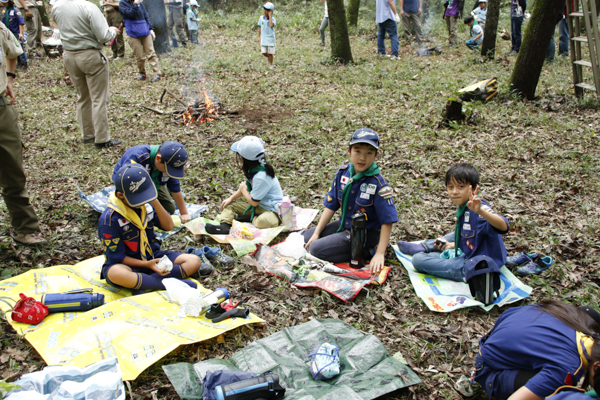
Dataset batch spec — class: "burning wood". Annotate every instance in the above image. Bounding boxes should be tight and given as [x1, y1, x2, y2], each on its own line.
[181, 78, 222, 125]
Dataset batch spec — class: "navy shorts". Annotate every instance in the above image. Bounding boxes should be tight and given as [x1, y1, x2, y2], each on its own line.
[101, 250, 182, 288]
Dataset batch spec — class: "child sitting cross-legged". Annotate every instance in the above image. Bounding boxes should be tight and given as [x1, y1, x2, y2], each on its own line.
[302, 128, 398, 274]
[397, 163, 509, 303]
[99, 164, 213, 295]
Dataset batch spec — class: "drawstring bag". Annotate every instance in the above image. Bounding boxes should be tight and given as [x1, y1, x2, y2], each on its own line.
[308, 343, 340, 380]
[11, 293, 49, 325]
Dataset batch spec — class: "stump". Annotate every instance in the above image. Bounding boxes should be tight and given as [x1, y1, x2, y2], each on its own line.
[444, 99, 465, 121]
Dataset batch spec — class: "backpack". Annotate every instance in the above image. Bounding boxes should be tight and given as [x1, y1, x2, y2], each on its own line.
[464, 256, 501, 306]
[458, 77, 498, 102]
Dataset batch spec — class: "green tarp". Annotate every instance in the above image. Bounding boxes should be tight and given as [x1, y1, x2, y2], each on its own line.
[163, 318, 421, 399]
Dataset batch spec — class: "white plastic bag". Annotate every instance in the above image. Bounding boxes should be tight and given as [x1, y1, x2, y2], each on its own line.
[163, 278, 198, 305]
[276, 232, 307, 259]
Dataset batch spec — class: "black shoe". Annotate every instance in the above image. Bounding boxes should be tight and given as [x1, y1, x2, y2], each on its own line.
[95, 138, 122, 148]
[205, 222, 231, 234]
[83, 138, 95, 144]
[17, 63, 28, 71]
[136, 73, 147, 81]
[171, 39, 178, 48]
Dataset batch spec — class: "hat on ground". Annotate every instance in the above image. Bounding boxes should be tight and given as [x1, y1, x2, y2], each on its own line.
[161, 141, 188, 179]
[263, 2, 274, 10]
[113, 164, 158, 207]
[230, 136, 266, 162]
[349, 128, 380, 150]
[189, 0, 198, 6]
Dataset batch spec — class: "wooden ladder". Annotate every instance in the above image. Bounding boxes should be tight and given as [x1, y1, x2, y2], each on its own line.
[566, 0, 600, 97]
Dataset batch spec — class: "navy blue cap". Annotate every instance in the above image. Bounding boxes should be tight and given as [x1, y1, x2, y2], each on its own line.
[349, 128, 380, 150]
[161, 141, 188, 179]
[464, 255, 501, 282]
[113, 164, 157, 207]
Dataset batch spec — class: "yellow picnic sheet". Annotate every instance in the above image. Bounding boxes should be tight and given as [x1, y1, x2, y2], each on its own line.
[0, 256, 264, 381]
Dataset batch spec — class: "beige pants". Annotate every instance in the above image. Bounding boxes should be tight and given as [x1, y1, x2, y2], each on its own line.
[128, 35, 161, 75]
[21, 6, 42, 51]
[63, 49, 111, 143]
[219, 199, 280, 229]
[401, 13, 423, 44]
[445, 15, 459, 46]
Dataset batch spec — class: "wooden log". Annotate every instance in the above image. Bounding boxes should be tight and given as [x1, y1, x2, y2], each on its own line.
[444, 99, 465, 121]
[164, 89, 188, 108]
[141, 105, 167, 115]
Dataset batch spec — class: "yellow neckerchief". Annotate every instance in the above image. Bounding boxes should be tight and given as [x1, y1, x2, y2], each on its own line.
[576, 331, 594, 374]
[107, 193, 153, 261]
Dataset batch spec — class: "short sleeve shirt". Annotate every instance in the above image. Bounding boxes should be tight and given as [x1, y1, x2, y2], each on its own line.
[323, 163, 398, 231]
[249, 171, 283, 212]
[402, 0, 420, 14]
[113, 145, 181, 193]
[376, 0, 396, 23]
[258, 15, 276, 47]
[0, 21, 23, 96]
[471, 23, 483, 44]
[2, 8, 25, 37]
[187, 8, 198, 30]
[472, 6, 487, 22]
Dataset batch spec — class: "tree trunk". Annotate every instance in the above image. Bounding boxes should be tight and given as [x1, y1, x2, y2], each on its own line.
[347, 0, 360, 26]
[144, 0, 170, 53]
[39, 0, 50, 27]
[328, 0, 353, 63]
[509, 0, 564, 99]
[480, 0, 499, 58]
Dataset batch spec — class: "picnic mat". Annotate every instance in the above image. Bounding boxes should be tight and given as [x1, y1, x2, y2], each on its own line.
[250, 244, 391, 302]
[392, 244, 532, 312]
[77, 185, 208, 241]
[163, 318, 421, 400]
[0, 256, 264, 381]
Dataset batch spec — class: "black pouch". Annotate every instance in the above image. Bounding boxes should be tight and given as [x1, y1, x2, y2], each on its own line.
[464, 256, 501, 306]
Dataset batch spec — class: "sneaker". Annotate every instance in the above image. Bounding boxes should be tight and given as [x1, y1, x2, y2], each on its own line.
[11, 232, 46, 247]
[318, 42, 324, 46]
[202, 246, 234, 267]
[95, 138, 122, 148]
[136, 73, 147, 81]
[507, 49, 518, 55]
[378, 53, 388, 58]
[83, 138, 95, 144]
[151, 74, 161, 82]
[516, 256, 554, 276]
[185, 248, 214, 276]
[390, 55, 400, 60]
[506, 252, 538, 267]
[205, 222, 231, 234]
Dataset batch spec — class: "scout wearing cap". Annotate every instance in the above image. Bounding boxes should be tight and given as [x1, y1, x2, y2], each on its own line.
[112, 142, 191, 221]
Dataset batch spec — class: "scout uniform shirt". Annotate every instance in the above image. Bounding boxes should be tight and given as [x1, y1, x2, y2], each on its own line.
[98, 204, 164, 271]
[112, 145, 182, 193]
[324, 163, 398, 231]
[0, 21, 23, 96]
[1, 7, 25, 37]
[458, 199, 508, 268]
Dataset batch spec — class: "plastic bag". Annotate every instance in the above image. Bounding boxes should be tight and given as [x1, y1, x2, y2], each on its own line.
[276, 232, 307, 260]
[163, 278, 199, 305]
[308, 343, 340, 380]
[157, 255, 173, 273]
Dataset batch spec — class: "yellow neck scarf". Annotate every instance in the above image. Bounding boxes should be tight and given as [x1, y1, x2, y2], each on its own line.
[107, 193, 153, 261]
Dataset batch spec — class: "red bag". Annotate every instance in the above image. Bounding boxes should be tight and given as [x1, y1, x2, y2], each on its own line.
[11, 293, 49, 325]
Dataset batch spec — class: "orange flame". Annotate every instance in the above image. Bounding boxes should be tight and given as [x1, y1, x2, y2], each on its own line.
[183, 76, 218, 125]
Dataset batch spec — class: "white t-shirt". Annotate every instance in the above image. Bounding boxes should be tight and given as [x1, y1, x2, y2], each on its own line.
[323, 1, 328, 17]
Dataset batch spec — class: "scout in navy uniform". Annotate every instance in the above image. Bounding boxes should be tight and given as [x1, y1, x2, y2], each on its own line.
[99, 164, 212, 295]
[113, 141, 191, 222]
[398, 163, 509, 283]
[0, 0, 27, 69]
[471, 300, 600, 400]
[302, 128, 398, 274]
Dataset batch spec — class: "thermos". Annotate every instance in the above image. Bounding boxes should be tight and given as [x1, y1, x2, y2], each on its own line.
[198, 288, 230, 313]
[350, 212, 367, 269]
[215, 372, 286, 400]
[41, 289, 105, 313]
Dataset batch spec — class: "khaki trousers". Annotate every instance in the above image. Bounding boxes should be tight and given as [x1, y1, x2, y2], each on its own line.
[166, 6, 186, 43]
[219, 199, 280, 229]
[23, 6, 42, 52]
[0, 98, 40, 234]
[128, 35, 161, 75]
[63, 49, 111, 143]
[158, 185, 176, 214]
[401, 13, 423, 44]
[445, 15, 459, 46]
[106, 11, 125, 58]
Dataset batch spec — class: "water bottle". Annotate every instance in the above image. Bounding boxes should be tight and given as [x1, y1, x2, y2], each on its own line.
[350, 213, 367, 269]
[198, 288, 229, 312]
[278, 196, 295, 227]
[41, 289, 105, 313]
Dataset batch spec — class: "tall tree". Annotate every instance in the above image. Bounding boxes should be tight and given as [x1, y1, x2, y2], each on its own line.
[328, 0, 353, 63]
[480, 0, 499, 58]
[347, 0, 360, 26]
[144, 0, 170, 53]
[509, 0, 564, 98]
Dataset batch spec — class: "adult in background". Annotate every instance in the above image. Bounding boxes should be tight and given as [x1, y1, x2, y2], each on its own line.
[376, 0, 400, 59]
[165, 0, 186, 47]
[0, 21, 45, 246]
[52, 0, 122, 148]
[443, 0, 463, 47]
[318, 0, 328, 46]
[119, 0, 161, 82]
[507, 0, 526, 55]
[399, 0, 423, 45]
[100, 0, 124, 60]
[15, 0, 42, 57]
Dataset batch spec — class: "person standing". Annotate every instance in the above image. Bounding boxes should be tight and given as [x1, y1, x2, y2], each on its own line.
[376, 0, 400, 59]
[0, 21, 45, 246]
[508, 0, 526, 55]
[399, 0, 423, 45]
[165, 0, 186, 47]
[100, 0, 124, 60]
[318, 0, 328, 46]
[15, 0, 41, 57]
[186, 0, 198, 45]
[443, 0, 464, 47]
[52, 0, 122, 148]
[119, 0, 161, 81]
[0, 0, 28, 69]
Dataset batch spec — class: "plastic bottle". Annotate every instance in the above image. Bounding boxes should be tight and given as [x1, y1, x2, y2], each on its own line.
[279, 196, 295, 227]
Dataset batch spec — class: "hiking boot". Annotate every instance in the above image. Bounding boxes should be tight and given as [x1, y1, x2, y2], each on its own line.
[185, 248, 214, 276]
[516, 255, 554, 276]
[506, 252, 538, 268]
[12, 232, 46, 247]
[136, 73, 147, 81]
[151, 74, 161, 82]
[83, 138, 95, 144]
[95, 138, 122, 148]
[171, 39, 178, 48]
[205, 222, 231, 234]
[202, 246, 234, 267]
